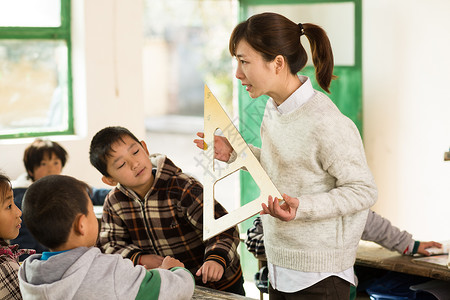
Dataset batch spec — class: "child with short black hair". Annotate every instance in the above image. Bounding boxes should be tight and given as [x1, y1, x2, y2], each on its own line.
[89, 126, 244, 295]
[0, 172, 34, 300]
[11, 138, 109, 257]
[19, 174, 194, 299]
[22, 138, 68, 182]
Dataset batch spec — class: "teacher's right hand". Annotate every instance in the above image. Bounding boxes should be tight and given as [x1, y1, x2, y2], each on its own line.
[193, 132, 234, 162]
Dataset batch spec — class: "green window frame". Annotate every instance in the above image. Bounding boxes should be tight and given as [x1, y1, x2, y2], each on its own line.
[0, 0, 73, 139]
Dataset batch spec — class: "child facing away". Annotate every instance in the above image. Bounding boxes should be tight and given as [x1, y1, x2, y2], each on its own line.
[194, 12, 378, 299]
[0, 172, 34, 300]
[89, 126, 245, 295]
[18, 174, 194, 300]
[11, 138, 110, 258]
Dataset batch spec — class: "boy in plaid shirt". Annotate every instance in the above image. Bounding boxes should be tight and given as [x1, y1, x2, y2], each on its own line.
[89, 126, 244, 295]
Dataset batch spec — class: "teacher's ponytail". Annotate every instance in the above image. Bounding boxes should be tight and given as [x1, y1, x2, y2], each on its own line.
[229, 12, 336, 93]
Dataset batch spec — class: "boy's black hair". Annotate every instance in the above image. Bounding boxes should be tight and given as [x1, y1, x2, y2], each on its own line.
[22, 175, 90, 250]
[0, 172, 11, 205]
[89, 126, 141, 177]
[24, 139, 68, 181]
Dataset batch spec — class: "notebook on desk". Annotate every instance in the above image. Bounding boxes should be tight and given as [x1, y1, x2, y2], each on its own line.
[412, 254, 449, 268]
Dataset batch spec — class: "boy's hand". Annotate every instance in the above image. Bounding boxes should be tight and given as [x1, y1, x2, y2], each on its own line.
[193, 132, 233, 162]
[418, 241, 443, 256]
[195, 260, 224, 284]
[261, 194, 298, 222]
[139, 254, 164, 269]
[160, 256, 184, 269]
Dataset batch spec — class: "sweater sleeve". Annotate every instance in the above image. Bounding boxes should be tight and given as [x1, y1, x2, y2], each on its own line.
[295, 116, 378, 221]
[362, 210, 414, 254]
[135, 267, 194, 300]
[227, 144, 261, 164]
[180, 179, 240, 270]
[141, 267, 194, 300]
[248, 145, 261, 161]
[104, 251, 193, 300]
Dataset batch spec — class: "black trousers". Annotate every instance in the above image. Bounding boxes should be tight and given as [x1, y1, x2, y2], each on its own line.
[269, 275, 350, 300]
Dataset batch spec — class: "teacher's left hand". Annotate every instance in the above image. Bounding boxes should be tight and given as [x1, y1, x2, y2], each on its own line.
[261, 193, 298, 222]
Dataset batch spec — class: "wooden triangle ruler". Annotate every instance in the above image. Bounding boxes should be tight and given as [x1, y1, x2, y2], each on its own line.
[203, 85, 282, 240]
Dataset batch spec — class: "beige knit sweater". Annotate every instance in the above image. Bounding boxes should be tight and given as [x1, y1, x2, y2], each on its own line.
[249, 91, 377, 273]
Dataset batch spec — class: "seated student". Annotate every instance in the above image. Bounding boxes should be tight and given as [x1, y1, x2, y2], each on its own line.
[19, 174, 195, 300]
[246, 211, 443, 299]
[0, 172, 34, 300]
[11, 138, 110, 257]
[89, 126, 245, 295]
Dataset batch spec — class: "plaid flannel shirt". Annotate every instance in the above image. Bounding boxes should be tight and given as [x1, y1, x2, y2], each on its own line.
[98, 154, 242, 291]
[245, 217, 266, 260]
[0, 239, 35, 300]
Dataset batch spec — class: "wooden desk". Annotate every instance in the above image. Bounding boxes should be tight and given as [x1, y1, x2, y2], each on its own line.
[193, 286, 256, 299]
[356, 241, 450, 282]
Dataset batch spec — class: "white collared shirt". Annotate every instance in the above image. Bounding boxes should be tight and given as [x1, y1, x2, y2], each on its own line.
[272, 75, 316, 114]
[267, 75, 356, 292]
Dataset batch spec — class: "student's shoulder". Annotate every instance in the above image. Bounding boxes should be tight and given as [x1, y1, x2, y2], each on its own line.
[78, 247, 125, 265]
[166, 172, 203, 197]
[104, 186, 130, 202]
[91, 248, 146, 275]
[0, 254, 19, 272]
[152, 154, 181, 176]
[154, 154, 202, 187]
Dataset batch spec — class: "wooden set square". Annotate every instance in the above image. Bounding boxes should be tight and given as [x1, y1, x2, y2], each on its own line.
[202, 85, 282, 240]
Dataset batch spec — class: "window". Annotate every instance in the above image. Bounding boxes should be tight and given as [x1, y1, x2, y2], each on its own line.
[142, 0, 237, 132]
[0, 0, 73, 139]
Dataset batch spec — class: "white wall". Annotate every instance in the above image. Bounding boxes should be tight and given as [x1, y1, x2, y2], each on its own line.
[0, 0, 146, 188]
[363, 0, 450, 241]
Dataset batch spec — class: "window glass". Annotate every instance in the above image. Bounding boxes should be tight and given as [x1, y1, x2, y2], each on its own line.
[248, 2, 355, 66]
[0, 40, 69, 135]
[142, 0, 237, 119]
[0, 0, 61, 27]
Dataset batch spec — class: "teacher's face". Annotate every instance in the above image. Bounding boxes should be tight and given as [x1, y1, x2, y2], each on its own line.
[234, 40, 277, 99]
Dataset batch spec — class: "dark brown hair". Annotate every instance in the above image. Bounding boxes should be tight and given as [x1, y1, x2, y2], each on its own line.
[23, 139, 68, 181]
[89, 126, 142, 177]
[229, 12, 336, 93]
[0, 172, 12, 205]
[22, 175, 91, 249]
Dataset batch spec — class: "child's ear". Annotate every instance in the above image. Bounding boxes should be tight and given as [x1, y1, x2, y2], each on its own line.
[73, 214, 86, 236]
[140, 140, 150, 156]
[102, 176, 117, 187]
